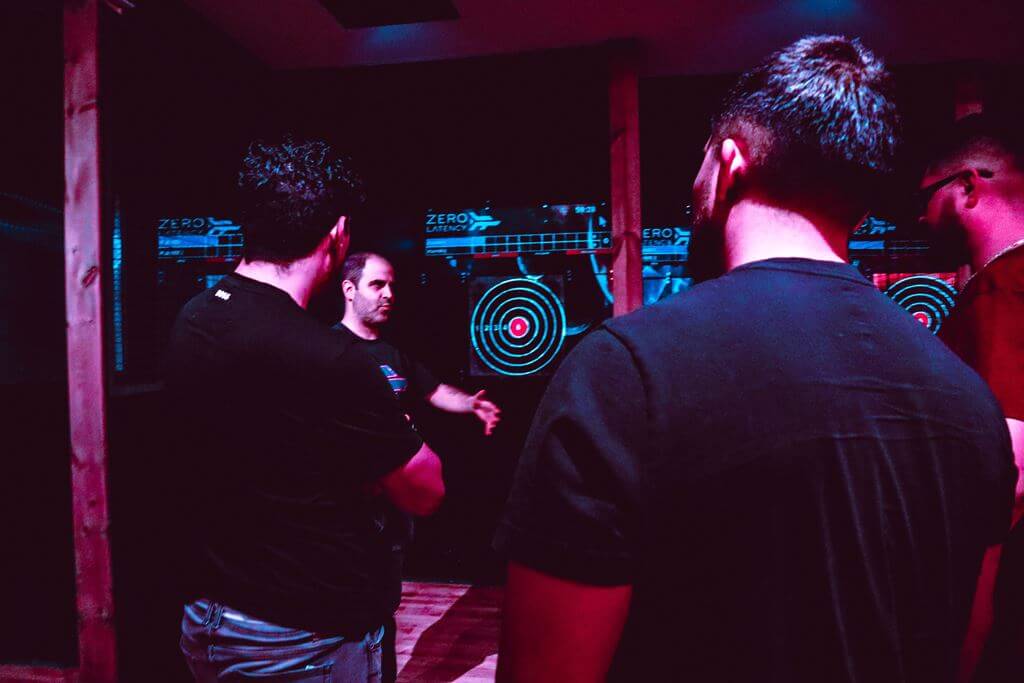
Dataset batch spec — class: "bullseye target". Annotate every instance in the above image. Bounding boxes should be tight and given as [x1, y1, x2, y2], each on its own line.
[470, 277, 566, 376]
[883, 275, 958, 334]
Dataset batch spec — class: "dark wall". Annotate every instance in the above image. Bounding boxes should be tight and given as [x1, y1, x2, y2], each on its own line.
[0, 2, 77, 669]
[103, 3, 266, 681]
[0, 0, 66, 384]
[109, 0, 266, 384]
[51, 3, 1024, 680]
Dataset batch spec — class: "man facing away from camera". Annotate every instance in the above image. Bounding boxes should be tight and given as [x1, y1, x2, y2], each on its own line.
[495, 36, 1016, 683]
[919, 114, 1024, 683]
[164, 137, 445, 682]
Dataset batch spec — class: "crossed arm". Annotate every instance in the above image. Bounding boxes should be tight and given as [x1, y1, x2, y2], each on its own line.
[379, 442, 445, 516]
[1008, 418, 1024, 522]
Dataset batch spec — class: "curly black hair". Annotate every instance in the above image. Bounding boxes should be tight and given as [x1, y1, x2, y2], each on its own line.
[711, 35, 900, 223]
[237, 136, 366, 264]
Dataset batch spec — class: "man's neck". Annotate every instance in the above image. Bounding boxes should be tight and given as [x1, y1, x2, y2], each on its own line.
[234, 258, 320, 309]
[340, 313, 380, 340]
[966, 210, 1024, 273]
[723, 200, 850, 272]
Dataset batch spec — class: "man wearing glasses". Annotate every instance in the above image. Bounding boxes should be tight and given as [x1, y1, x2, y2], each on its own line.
[919, 114, 1024, 683]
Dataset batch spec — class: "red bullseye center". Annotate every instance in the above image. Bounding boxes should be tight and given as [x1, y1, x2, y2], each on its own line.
[508, 316, 530, 339]
[913, 311, 931, 326]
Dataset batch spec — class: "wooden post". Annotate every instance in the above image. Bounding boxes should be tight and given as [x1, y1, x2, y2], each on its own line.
[0, 666, 78, 683]
[609, 42, 643, 317]
[64, 1, 118, 681]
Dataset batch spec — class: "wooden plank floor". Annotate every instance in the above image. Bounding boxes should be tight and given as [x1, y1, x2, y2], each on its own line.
[396, 582, 503, 682]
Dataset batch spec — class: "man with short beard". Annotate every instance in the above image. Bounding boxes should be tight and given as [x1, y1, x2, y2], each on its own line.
[494, 36, 1016, 683]
[335, 252, 501, 436]
[333, 251, 501, 681]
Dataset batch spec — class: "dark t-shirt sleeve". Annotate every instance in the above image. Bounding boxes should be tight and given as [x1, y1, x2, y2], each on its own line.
[494, 328, 646, 585]
[323, 343, 424, 481]
[966, 288, 1024, 420]
[408, 355, 441, 400]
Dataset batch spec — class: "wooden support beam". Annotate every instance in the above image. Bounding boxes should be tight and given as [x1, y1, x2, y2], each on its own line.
[0, 667, 78, 683]
[64, 1, 118, 681]
[609, 43, 643, 317]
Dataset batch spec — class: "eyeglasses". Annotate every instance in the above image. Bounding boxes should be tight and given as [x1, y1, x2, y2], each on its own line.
[916, 168, 994, 217]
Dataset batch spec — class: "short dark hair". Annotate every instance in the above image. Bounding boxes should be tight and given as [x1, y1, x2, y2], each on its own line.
[237, 136, 366, 264]
[711, 35, 899, 222]
[926, 112, 1024, 173]
[341, 251, 387, 286]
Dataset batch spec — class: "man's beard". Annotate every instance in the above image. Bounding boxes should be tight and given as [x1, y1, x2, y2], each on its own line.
[357, 300, 389, 328]
[688, 205, 727, 284]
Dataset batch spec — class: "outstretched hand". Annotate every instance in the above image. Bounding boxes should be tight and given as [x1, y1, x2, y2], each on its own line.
[471, 390, 501, 436]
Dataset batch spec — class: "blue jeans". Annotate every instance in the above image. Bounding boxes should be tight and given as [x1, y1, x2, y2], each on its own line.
[180, 599, 384, 682]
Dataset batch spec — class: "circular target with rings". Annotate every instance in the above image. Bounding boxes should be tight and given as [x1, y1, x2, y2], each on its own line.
[470, 278, 567, 376]
[884, 275, 958, 334]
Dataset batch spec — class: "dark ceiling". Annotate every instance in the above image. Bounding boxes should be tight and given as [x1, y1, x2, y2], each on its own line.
[183, 0, 1024, 75]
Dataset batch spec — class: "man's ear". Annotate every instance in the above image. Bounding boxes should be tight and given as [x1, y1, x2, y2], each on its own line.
[330, 215, 349, 245]
[962, 170, 980, 210]
[716, 138, 748, 203]
[341, 278, 355, 300]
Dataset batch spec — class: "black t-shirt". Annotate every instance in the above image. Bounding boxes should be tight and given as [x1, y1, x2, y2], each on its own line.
[939, 244, 1024, 683]
[331, 324, 441, 415]
[939, 244, 1024, 421]
[495, 258, 1016, 683]
[163, 273, 423, 635]
[332, 323, 441, 552]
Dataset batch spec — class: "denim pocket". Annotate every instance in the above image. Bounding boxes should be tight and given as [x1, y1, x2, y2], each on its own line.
[232, 663, 332, 682]
[209, 640, 333, 662]
[365, 628, 384, 683]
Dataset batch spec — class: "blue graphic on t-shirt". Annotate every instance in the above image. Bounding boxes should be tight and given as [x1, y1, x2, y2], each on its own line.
[379, 364, 408, 395]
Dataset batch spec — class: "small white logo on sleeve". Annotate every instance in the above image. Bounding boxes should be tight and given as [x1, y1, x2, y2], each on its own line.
[214, 289, 231, 301]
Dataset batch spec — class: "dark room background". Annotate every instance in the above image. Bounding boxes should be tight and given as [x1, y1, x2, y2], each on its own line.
[2, 1, 1022, 679]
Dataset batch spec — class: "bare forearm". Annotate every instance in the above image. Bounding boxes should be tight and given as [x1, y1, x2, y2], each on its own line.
[428, 384, 474, 414]
[428, 384, 502, 435]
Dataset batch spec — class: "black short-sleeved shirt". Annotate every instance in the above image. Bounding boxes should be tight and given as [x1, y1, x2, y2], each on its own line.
[331, 324, 441, 415]
[939, 244, 1024, 421]
[332, 323, 441, 551]
[163, 273, 423, 635]
[939, 243, 1024, 683]
[495, 258, 1016, 683]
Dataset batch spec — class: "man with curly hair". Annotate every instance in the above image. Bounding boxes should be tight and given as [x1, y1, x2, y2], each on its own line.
[495, 36, 1015, 682]
[165, 136, 445, 682]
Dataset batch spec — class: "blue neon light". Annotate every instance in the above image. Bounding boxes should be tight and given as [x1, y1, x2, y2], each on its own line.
[112, 199, 125, 372]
